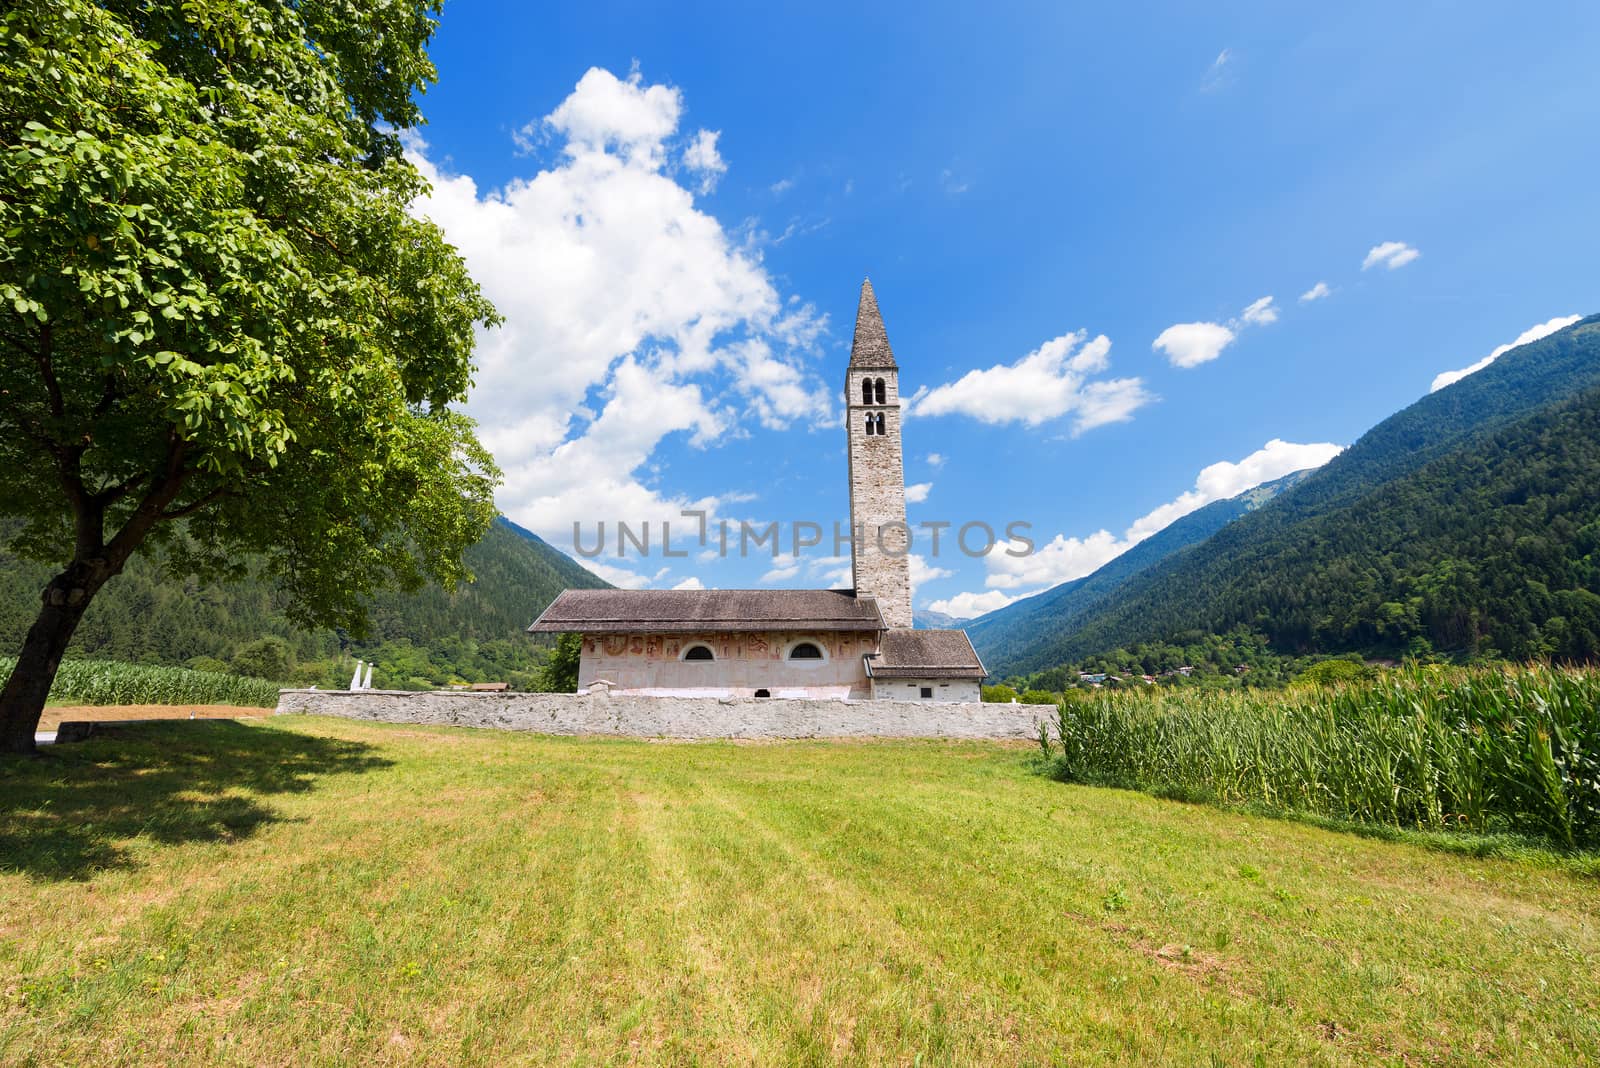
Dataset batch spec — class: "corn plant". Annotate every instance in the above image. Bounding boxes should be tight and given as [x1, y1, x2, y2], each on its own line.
[1044, 665, 1600, 849]
[0, 657, 280, 708]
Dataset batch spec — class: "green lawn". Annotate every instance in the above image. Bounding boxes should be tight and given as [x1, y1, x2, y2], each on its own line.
[2, 717, 1597, 1065]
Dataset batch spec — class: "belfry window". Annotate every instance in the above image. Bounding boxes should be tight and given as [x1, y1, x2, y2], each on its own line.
[864, 414, 875, 436]
[862, 379, 874, 405]
[874, 378, 886, 404]
[788, 642, 824, 660]
[874, 412, 886, 435]
[683, 644, 715, 661]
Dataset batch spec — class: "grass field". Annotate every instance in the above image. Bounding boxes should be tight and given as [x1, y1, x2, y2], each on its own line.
[2, 716, 1597, 1065]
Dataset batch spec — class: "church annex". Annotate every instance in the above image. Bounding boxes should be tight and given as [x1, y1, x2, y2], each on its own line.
[529, 280, 987, 702]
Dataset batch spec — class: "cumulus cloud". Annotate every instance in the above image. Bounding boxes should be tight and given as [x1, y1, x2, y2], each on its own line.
[680, 129, 726, 194]
[908, 332, 1152, 433]
[671, 576, 706, 590]
[926, 452, 945, 468]
[932, 438, 1344, 617]
[1299, 281, 1332, 303]
[1362, 241, 1420, 271]
[582, 559, 655, 589]
[908, 553, 952, 594]
[407, 67, 832, 556]
[1154, 295, 1279, 369]
[1153, 321, 1236, 368]
[925, 589, 1018, 619]
[1430, 314, 1582, 393]
[905, 482, 932, 503]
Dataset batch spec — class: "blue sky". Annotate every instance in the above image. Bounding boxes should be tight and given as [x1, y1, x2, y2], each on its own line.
[408, 1, 1600, 616]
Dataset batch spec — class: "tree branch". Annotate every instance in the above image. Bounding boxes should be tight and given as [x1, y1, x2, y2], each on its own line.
[159, 486, 234, 520]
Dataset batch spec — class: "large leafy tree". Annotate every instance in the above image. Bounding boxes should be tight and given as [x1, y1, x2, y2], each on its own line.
[0, 0, 501, 753]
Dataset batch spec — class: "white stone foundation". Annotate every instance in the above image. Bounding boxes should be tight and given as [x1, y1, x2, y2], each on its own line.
[275, 689, 1046, 740]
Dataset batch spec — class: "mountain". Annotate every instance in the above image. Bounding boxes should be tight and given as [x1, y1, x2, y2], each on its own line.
[0, 516, 607, 675]
[989, 313, 1600, 675]
[913, 608, 962, 629]
[967, 469, 1313, 671]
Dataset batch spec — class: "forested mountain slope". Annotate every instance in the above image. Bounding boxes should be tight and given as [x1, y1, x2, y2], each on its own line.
[968, 470, 1311, 670]
[0, 516, 607, 670]
[996, 314, 1600, 674]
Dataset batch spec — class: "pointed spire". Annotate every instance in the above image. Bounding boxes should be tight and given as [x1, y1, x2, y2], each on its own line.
[849, 278, 897, 367]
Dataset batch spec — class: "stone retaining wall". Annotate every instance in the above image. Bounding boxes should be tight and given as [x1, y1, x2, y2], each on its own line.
[275, 689, 1048, 740]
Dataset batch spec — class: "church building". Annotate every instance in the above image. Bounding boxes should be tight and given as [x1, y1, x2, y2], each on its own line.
[528, 280, 987, 701]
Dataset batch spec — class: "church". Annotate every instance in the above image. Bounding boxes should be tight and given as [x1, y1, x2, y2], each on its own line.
[529, 280, 988, 701]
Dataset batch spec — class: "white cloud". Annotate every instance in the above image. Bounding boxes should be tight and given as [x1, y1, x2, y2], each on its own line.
[1238, 295, 1278, 326]
[1200, 48, 1234, 92]
[671, 576, 706, 590]
[908, 331, 1152, 433]
[1154, 294, 1280, 369]
[760, 551, 852, 588]
[769, 177, 795, 196]
[1299, 281, 1332, 303]
[406, 67, 832, 553]
[539, 68, 679, 164]
[681, 129, 725, 194]
[582, 559, 654, 589]
[908, 553, 953, 604]
[925, 589, 1022, 619]
[905, 482, 932, 503]
[926, 452, 945, 468]
[1362, 241, 1420, 271]
[1430, 314, 1582, 393]
[976, 438, 1343, 595]
[1153, 321, 1236, 368]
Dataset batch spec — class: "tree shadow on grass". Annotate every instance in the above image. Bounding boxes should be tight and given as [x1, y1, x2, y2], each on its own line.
[0, 720, 392, 882]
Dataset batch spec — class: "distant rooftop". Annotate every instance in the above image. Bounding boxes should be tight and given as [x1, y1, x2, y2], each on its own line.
[867, 628, 987, 679]
[528, 588, 886, 633]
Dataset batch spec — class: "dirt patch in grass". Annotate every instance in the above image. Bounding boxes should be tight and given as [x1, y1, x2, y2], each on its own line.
[39, 705, 272, 730]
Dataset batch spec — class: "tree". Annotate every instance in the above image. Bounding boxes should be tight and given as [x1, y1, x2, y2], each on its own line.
[538, 633, 583, 694]
[0, 0, 500, 753]
[230, 637, 293, 682]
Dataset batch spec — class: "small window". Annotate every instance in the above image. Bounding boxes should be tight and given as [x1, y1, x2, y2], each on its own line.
[862, 379, 873, 405]
[683, 644, 714, 661]
[920, 687, 934, 699]
[874, 412, 886, 435]
[864, 414, 875, 436]
[754, 688, 771, 698]
[874, 378, 886, 404]
[788, 642, 823, 660]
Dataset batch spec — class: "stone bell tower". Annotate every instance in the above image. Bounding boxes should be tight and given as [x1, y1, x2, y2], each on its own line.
[845, 279, 913, 629]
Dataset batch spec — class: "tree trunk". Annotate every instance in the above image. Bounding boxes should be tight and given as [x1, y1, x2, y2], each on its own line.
[0, 566, 106, 756]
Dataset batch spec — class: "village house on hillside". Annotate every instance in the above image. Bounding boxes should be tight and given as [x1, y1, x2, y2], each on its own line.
[529, 280, 987, 701]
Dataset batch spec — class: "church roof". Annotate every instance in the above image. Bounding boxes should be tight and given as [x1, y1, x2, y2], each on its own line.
[866, 628, 988, 679]
[849, 278, 897, 368]
[528, 588, 887, 634]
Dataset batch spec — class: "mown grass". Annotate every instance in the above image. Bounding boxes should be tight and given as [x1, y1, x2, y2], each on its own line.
[1044, 664, 1600, 849]
[2, 656, 280, 708]
[2, 716, 1597, 1065]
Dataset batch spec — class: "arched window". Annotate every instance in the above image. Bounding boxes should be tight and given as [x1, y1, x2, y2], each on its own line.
[788, 642, 824, 660]
[874, 378, 886, 404]
[864, 414, 875, 436]
[753, 688, 771, 698]
[874, 412, 886, 435]
[862, 379, 873, 405]
[682, 644, 715, 661]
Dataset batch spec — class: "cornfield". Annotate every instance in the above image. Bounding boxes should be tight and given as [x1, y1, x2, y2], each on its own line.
[1041, 664, 1600, 849]
[0, 657, 280, 708]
